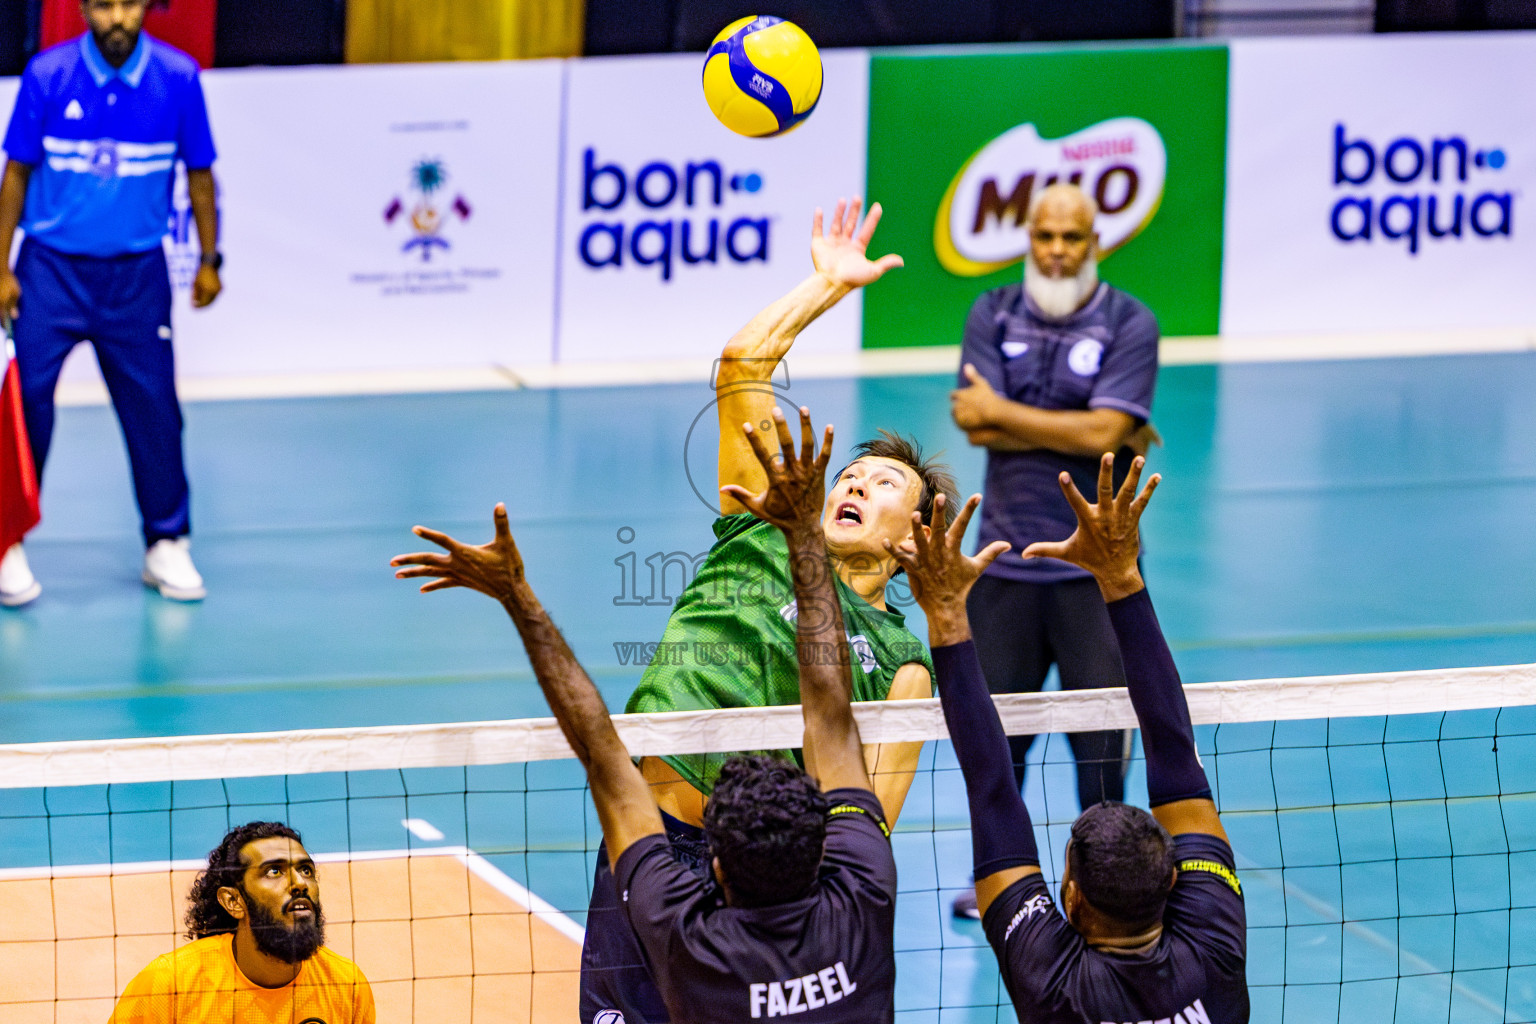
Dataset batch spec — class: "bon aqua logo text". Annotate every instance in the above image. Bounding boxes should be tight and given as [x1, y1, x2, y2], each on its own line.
[1330, 123, 1512, 255]
[577, 147, 771, 281]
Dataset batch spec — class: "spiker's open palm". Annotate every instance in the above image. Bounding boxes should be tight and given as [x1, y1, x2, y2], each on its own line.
[1022, 454, 1160, 601]
[811, 198, 904, 289]
[884, 493, 1009, 613]
[720, 406, 832, 533]
[391, 503, 526, 601]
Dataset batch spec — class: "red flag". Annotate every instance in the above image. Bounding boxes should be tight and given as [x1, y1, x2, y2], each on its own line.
[40, 0, 217, 69]
[0, 332, 41, 553]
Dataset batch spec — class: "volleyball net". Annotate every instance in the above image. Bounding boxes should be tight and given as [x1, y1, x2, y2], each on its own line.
[4, 661, 1536, 1024]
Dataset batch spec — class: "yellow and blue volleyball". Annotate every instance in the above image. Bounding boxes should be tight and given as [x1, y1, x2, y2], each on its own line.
[702, 16, 822, 138]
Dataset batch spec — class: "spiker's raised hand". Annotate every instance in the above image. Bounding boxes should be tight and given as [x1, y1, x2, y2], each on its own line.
[720, 405, 833, 535]
[811, 197, 904, 289]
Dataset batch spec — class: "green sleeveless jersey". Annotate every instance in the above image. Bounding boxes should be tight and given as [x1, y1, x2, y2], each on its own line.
[625, 514, 933, 795]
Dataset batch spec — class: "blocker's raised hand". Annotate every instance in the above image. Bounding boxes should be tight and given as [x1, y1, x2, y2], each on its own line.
[1022, 453, 1160, 602]
[720, 405, 832, 536]
[884, 494, 1008, 631]
[391, 503, 527, 602]
[810, 197, 904, 289]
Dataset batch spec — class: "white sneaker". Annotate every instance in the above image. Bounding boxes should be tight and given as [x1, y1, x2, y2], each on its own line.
[0, 543, 41, 607]
[143, 537, 206, 601]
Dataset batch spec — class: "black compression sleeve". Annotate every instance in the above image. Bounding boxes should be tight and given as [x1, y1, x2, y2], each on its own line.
[1104, 588, 1212, 806]
[932, 641, 1040, 875]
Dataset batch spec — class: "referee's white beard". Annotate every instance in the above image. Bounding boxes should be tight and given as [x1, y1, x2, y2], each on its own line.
[1024, 251, 1099, 321]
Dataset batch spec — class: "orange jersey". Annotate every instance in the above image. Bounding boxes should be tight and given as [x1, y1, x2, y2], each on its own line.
[109, 934, 376, 1024]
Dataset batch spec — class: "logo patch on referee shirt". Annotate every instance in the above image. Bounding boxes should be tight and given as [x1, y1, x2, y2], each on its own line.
[1067, 338, 1104, 376]
[64, 99, 84, 120]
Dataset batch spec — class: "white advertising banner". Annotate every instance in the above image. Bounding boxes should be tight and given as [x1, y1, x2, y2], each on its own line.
[17, 60, 563, 385]
[556, 50, 869, 364]
[177, 60, 563, 377]
[1222, 33, 1536, 335]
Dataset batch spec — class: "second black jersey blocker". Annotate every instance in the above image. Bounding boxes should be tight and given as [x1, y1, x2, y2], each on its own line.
[392, 406, 904, 1024]
[886, 455, 1248, 1024]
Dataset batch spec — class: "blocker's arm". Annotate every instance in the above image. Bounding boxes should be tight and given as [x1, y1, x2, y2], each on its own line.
[721, 406, 872, 794]
[883, 493, 1033, 916]
[1021, 454, 1224, 840]
[392, 506, 664, 863]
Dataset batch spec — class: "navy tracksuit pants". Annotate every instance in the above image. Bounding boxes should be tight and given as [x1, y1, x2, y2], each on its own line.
[13, 238, 190, 545]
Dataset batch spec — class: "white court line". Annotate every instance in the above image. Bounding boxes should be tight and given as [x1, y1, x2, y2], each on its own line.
[0, 845, 587, 942]
[401, 817, 446, 841]
[51, 327, 1536, 406]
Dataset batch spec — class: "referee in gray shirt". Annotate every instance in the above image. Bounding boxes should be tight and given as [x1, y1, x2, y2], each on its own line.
[948, 183, 1160, 919]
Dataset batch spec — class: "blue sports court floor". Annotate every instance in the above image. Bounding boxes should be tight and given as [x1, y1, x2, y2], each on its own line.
[3, 351, 1535, 1022]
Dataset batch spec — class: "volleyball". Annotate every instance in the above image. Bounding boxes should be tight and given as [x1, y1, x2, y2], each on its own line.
[701, 16, 823, 138]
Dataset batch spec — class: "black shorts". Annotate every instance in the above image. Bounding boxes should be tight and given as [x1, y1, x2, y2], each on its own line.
[967, 573, 1131, 805]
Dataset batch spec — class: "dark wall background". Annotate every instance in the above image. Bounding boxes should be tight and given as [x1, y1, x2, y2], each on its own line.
[1377, 0, 1536, 29]
[3, 0, 1536, 73]
[213, 0, 344, 66]
[0, 0, 39, 76]
[584, 0, 1176, 54]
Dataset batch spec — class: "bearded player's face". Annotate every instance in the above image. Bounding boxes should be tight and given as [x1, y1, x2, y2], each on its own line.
[236, 837, 326, 963]
[821, 457, 922, 563]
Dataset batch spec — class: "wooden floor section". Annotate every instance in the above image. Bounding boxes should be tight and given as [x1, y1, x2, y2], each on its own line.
[0, 849, 583, 1023]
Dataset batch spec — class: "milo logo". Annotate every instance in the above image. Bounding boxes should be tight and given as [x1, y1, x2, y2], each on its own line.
[934, 117, 1167, 276]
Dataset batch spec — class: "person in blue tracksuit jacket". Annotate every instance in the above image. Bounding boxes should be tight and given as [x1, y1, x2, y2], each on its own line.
[0, 0, 222, 606]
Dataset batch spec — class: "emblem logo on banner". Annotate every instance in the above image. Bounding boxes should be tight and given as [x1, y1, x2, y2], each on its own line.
[934, 117, 1167, 276]
[1329, 124, 1512, 256]
[385, 158, 473, 262]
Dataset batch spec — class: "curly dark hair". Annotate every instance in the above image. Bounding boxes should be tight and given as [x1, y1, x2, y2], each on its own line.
[185, 821, 304, 940]
[849, 431, 960, 530]
[1068, 802, 1176, 929]
[703, 754, 830, 908]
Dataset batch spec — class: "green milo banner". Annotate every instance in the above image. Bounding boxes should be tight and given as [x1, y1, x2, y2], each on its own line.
[863, 44, 1229, 347]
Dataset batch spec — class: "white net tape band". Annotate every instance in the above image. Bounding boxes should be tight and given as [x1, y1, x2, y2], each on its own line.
[2, 662, 1532, 790]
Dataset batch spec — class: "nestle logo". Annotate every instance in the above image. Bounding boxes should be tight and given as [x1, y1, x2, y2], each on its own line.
[749, 74, 773, 98]
[1061, 136, 1136, 161]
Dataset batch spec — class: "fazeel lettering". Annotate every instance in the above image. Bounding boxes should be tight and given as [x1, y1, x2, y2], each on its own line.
[751, 962, 857, 1017]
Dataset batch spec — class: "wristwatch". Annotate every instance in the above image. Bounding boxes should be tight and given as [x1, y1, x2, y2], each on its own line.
[199, 251, 224, 271]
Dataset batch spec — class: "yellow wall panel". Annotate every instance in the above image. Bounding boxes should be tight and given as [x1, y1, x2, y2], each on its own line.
[346, 0, 583, 63]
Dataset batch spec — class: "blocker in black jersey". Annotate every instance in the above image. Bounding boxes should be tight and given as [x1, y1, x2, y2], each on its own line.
[983, 832, 1248, 1024]
[615, 787, 896, 1023]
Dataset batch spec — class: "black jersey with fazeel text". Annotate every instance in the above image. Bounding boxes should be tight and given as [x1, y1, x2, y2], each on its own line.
[983, 832, 1248, 1024]
[615, 786, 896, 1023]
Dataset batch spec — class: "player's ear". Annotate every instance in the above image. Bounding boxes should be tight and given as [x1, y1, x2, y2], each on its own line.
[1061, 877, 1083, 925]
[217, 886, 247, 921]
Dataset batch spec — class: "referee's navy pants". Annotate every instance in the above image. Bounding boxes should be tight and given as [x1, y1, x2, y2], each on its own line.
[13, 238, 190, 545]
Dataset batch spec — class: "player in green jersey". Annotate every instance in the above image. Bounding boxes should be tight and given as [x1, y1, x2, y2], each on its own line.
[629, 197, 953, 829]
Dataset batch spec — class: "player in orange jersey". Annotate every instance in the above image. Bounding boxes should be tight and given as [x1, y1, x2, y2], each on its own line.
[109, 821, 375, 1024]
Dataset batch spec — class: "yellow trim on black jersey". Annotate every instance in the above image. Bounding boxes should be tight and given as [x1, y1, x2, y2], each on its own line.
[1179, 858, 1242, 896]
[829, 803, 891, 839]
